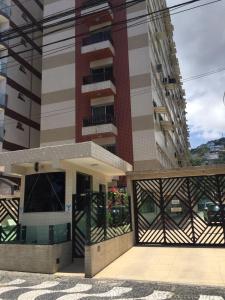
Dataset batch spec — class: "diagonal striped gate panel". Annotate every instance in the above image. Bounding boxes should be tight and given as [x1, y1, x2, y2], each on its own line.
[0, 197, 20, 242]
[134, 175, 225, 246]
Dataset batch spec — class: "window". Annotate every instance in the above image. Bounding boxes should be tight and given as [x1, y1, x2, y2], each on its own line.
[92, 104, 114, 123]
[24, 172, 66, 213]
[19, 65, 26, 74]
[16, 122, 24, 131]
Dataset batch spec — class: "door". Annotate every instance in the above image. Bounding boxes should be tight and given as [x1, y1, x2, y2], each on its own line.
[72, 173, 92, 258]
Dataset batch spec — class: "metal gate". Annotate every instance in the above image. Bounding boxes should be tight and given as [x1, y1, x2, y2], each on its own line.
[72, 193, 106, 258]
[133, 175, 225, 246]
[0, 197, 20, 242]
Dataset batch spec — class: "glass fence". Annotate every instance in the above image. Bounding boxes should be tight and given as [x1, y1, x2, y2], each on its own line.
[0, 223, 71, 245]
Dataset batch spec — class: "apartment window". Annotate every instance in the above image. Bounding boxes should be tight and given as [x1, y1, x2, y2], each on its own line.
[19, 65, 27, 74]
[18, 92, 25, 102]
[92, 104, 114, 122]
[16, 122, 24, 131]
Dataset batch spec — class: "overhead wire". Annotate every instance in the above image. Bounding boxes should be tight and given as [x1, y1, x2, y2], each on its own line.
[0, 0, 221, 131]
[0, 0, 221, 71]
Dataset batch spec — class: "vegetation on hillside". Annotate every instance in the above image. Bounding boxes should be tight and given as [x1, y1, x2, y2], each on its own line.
[190, 138, 225, 166]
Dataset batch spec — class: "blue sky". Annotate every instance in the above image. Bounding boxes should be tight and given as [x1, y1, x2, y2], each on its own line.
[166, 0, 225, 149]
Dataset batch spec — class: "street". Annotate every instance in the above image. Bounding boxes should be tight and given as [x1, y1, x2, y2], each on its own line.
[0, 271, 225, 300]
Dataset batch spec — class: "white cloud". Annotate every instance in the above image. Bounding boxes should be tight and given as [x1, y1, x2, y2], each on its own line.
[166, 0, 225, 146]
[187, 90, 225, 142]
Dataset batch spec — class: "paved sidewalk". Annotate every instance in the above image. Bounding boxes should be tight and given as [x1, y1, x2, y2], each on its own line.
[0, 270, 225, 299]
[95, 247, 225, 287]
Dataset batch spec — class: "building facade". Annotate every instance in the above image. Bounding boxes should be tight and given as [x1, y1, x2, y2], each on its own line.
[41, 0, 189, 171]
[0, 0, 42, 151]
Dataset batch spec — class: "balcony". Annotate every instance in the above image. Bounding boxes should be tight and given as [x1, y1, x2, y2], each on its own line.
[82, 114, 117, 136]
[155, 31, 167, 42]
[81, 0, 113, 26]
[154, 106, 168, 114]
[82, 31, 115, 60]
[0, 1, 11, 22]
[82, 71, 116, 97]
[0, 62, 7, 79]
[162, 77, 177, 90]
[160, 120, 174, 131]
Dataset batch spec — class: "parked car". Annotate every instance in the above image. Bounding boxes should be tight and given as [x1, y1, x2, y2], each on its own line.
[203, 203, 225, 225]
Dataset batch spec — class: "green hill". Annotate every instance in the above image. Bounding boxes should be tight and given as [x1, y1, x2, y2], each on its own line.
[191, 138, 225, 166]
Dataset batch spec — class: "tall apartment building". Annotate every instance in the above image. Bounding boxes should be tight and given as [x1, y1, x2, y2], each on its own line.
[42, 0, 189, 171]
[0, 0, 42, 151]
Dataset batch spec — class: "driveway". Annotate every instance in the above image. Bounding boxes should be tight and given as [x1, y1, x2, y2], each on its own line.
[95, 246, 225, 287]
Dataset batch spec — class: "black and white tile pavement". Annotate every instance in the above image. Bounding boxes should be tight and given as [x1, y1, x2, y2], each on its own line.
[0, 271, 224, 300]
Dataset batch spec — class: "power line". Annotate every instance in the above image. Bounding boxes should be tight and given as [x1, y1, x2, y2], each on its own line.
[0, 0, 143, 57]
[0, 0, 216, 51]
[0, 0, 142, 42]
[0, 0, 220, 137]
[0, 0, 220, 131]
[0, 0, 221, 70]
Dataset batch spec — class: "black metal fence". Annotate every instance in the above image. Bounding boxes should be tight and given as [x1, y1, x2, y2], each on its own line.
[133, 174, 225, 246]
[72, 192, 132, 257]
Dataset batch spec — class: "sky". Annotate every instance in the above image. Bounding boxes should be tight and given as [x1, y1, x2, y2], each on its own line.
[166, 0, 225, 148]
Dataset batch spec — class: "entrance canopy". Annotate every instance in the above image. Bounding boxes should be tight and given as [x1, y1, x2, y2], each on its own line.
[0, 142, 132, 176]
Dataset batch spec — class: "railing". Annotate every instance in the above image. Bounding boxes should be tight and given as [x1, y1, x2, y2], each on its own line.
[83, 30, 112, 46]
[83, 114, 116, 127]
[87, 193, 132, 245]
[82, 0, 109, 9]
[0, 62, 7, 77]
[163, 77, 177, 84]
[0, 223, 71, 245]
[73, 192, 132, 253]
[0, 1, 11, 17]
[83, 72, 115, 84]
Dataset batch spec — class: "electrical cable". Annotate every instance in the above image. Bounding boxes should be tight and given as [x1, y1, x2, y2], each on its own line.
[0, 0, 219, 142]
[0, 0, 221, 68]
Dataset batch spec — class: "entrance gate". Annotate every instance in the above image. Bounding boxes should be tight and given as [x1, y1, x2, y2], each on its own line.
[133, 174, 225, 246]
[0, 197, 20, 242]
[72, 193, 106, 258]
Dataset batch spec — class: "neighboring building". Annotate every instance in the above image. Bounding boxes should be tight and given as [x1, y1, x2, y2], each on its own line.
[41, 0, 189, 171]
[0, 0, 43, 151]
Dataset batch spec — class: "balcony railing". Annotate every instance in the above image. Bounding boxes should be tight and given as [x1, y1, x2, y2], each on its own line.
[83, 30, 112, 46]
[0, 62, 7, 77]
[83, 114, 116, 127]
[0, 1, 11, 17]
[83, 72, 115, 85]
[82, 0, 109, 9]
[163, 77, 177, 84]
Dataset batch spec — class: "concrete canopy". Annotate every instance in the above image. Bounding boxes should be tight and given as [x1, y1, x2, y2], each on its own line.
[0, 142, 132, 176]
